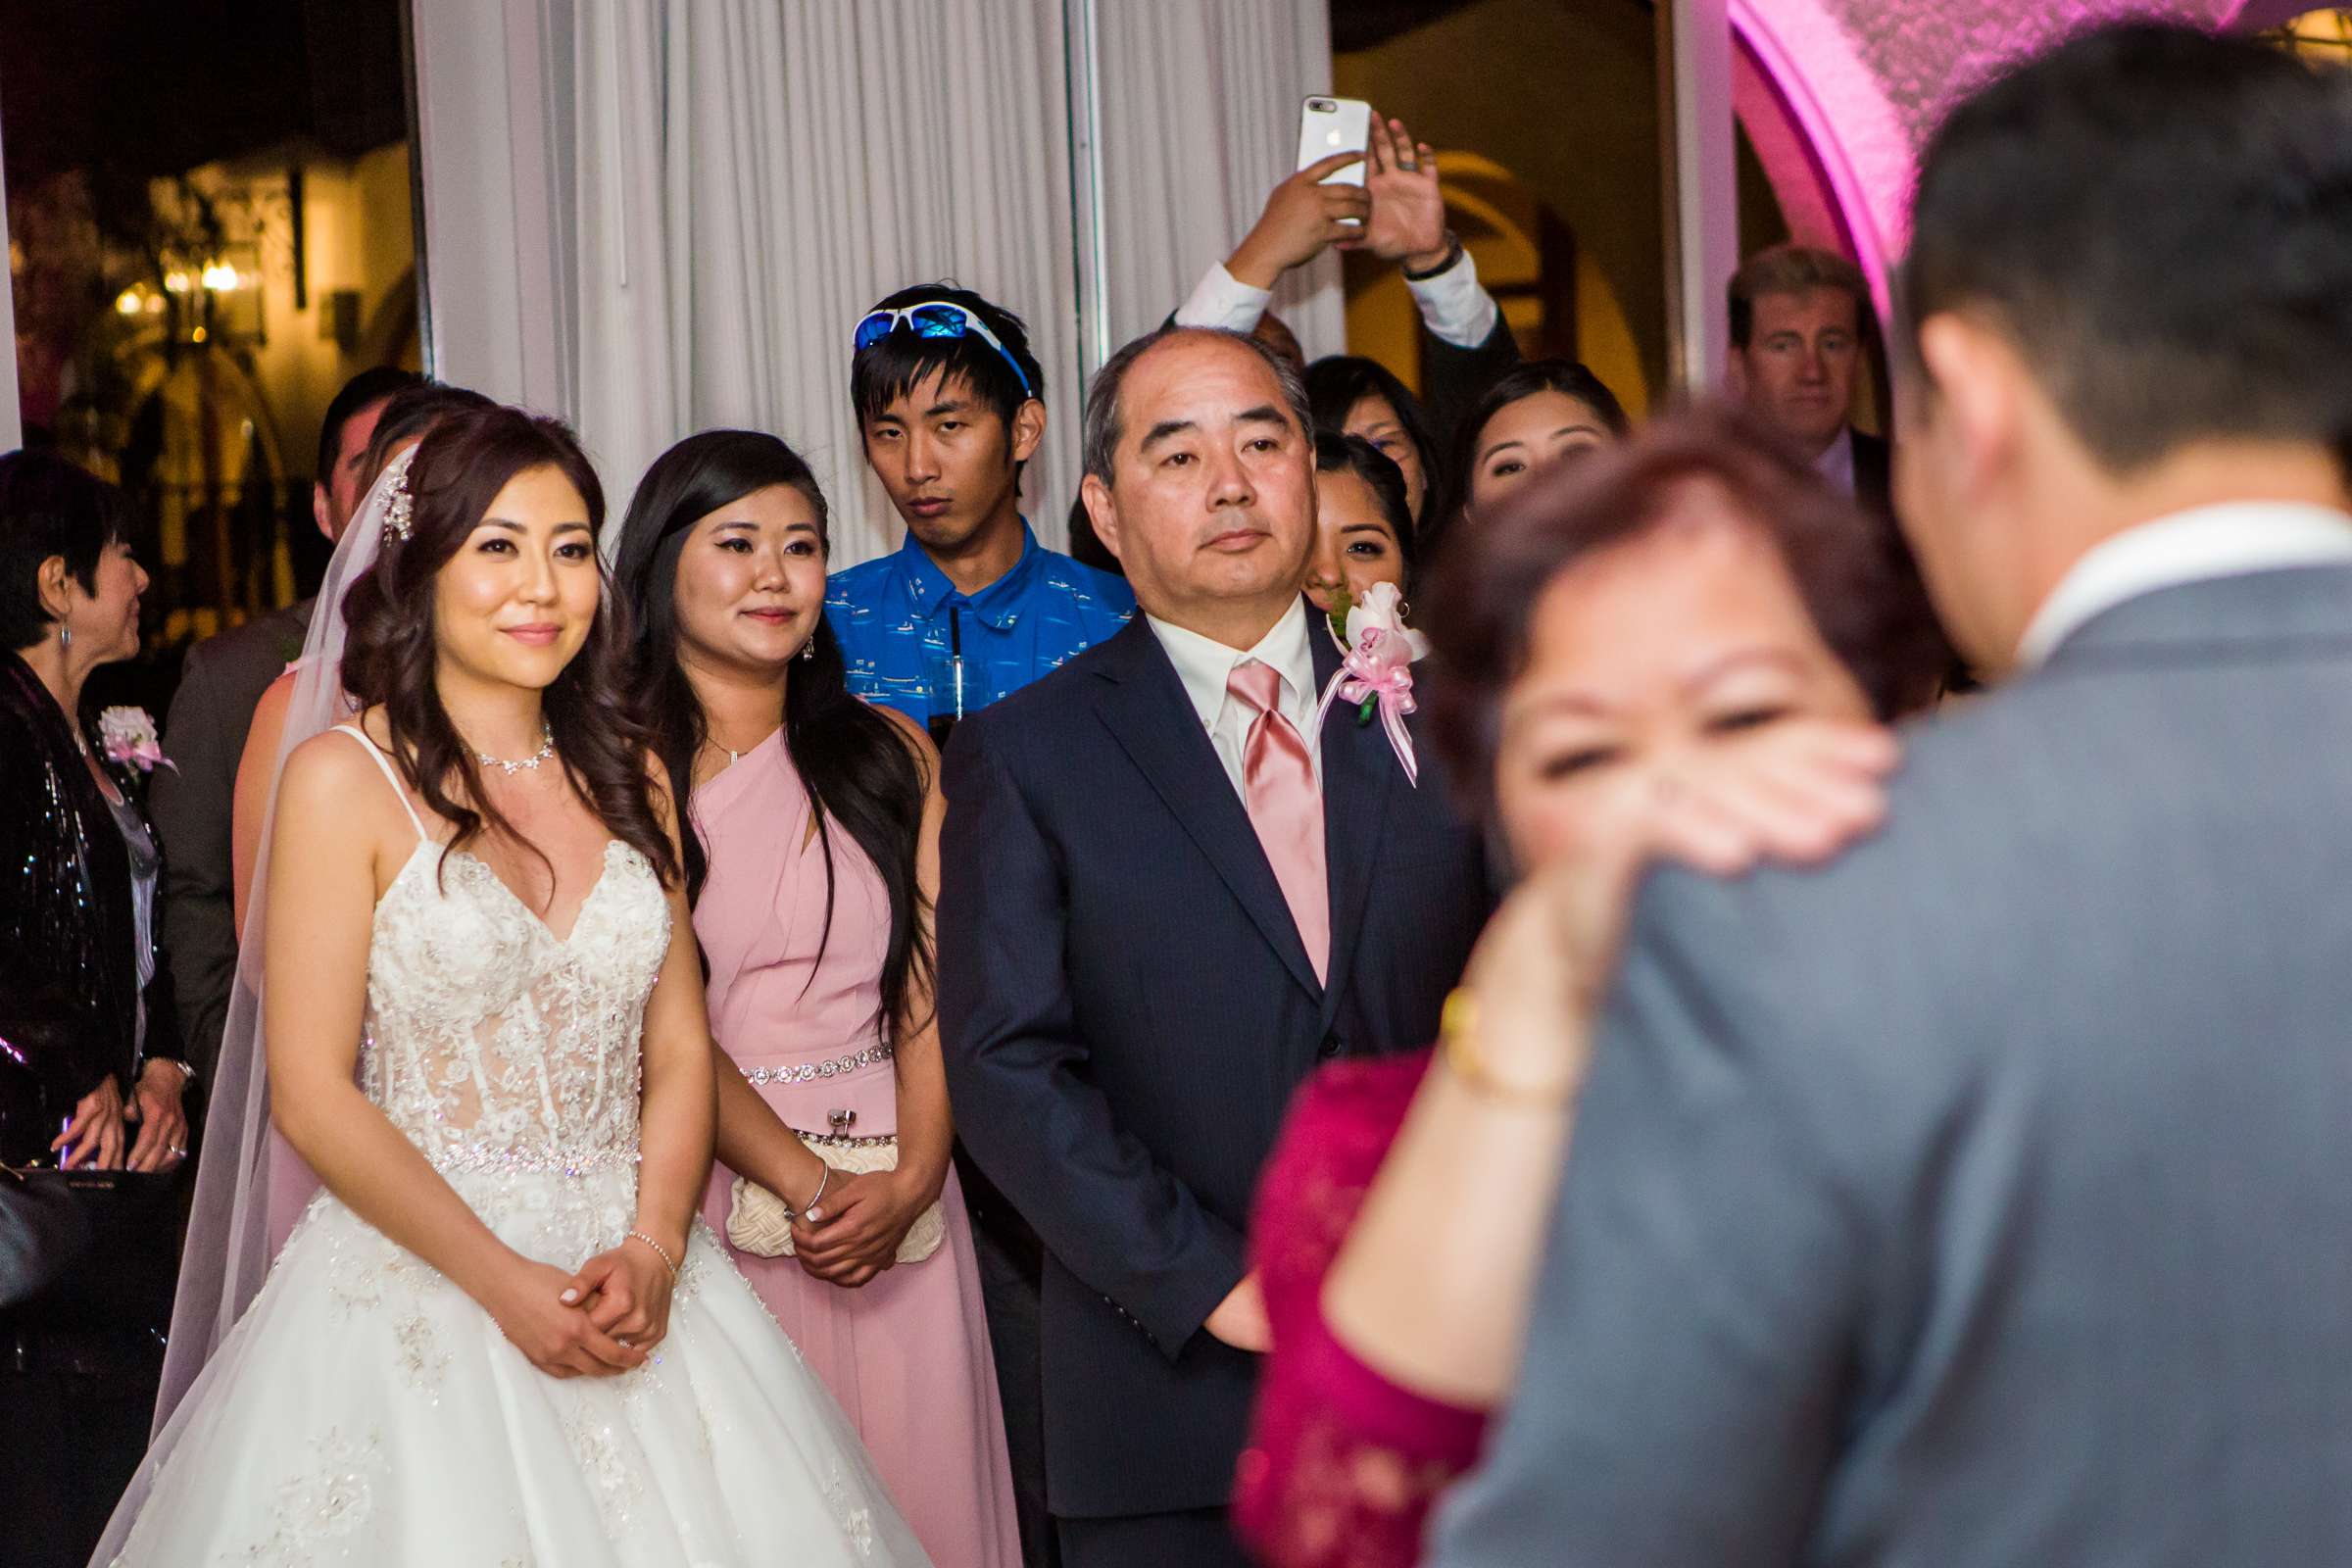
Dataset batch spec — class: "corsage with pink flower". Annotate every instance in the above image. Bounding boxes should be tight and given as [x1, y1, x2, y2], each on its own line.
[1314, 581, 1429, 787]
[95, 706, 172, 773]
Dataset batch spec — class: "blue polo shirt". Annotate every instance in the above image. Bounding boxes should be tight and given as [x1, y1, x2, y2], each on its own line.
[825, 522, 1135, 727]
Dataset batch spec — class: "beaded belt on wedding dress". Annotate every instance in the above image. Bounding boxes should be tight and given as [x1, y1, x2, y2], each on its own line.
[737, 1041, 894, 1085]
[432, 1141, 643, 1177]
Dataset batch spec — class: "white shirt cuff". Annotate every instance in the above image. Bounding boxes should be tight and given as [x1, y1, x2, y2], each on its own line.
[1174, 263, 1272, 333]
[1406, 248, 1500, 349]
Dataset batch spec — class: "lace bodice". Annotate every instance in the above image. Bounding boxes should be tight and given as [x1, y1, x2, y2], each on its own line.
[336, 728, 670, 1178]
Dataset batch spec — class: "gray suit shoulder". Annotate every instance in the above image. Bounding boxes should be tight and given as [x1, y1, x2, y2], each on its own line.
[172, 601, 312, 723]
[1622, 658, 2326, 1181]
[1611, 688, 2122, 1170]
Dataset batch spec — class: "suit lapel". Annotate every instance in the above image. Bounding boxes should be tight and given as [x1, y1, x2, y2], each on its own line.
[1090, 620, 1323, 1001]
[1312, 625, 1398, 1028]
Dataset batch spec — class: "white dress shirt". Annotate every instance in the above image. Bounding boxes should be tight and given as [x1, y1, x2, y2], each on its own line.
[2015, 500, 2352, 668]
[1146, 598, 1326, 798]
[1174, 250, 1500, 350]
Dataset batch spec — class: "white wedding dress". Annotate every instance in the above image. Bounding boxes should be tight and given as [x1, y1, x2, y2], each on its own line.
[98, 728, 928, 1566]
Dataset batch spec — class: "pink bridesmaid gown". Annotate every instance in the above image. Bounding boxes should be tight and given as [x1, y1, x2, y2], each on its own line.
[693, 731, 1021, 1568]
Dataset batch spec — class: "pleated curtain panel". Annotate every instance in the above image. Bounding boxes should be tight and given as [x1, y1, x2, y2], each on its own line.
[1090, 0, 1344, 353]
[411, 0, 1341, 565]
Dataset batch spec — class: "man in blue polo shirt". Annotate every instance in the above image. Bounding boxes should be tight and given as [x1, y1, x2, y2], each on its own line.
[829, 283, 1133, 744]
[829, 282, 1130, 1568]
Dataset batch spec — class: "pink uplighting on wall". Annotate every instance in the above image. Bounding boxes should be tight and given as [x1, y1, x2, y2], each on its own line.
[1729, 0, 2289, 310]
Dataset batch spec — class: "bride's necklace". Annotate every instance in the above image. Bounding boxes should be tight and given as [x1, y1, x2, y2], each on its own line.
[474, 720, 557, 776]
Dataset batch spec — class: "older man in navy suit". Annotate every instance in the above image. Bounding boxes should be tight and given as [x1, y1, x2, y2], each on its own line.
[939, 325, 1489, 1567]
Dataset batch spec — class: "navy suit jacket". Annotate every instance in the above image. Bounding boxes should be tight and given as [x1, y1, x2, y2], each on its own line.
[938, 612, 1490, 1519]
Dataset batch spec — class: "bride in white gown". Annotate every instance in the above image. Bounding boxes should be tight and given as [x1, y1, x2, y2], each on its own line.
[96, 406, 927, 1565]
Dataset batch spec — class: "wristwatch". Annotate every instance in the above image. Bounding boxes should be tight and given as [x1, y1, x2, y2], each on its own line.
[1402, 228, 1465, 282]
[142, 1057, 197, 1088]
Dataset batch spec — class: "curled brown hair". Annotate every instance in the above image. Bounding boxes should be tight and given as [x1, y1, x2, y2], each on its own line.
[1422, 400, 1952, 823]
[341, 404, 680, 891]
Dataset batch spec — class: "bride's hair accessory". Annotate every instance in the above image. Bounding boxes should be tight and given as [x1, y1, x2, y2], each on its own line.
[380, 445, 419, 543]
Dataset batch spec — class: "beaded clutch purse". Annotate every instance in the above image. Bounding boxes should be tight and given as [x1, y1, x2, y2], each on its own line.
[725, 1130, 946, 1263]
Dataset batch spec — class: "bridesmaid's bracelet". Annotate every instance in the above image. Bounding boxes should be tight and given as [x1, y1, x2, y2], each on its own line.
[625, 1229, 680, 1283]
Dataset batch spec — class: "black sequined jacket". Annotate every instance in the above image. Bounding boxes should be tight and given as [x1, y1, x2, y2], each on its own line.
[0, 650, 178, 1134]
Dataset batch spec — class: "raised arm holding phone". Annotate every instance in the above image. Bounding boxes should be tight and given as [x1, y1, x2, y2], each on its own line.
[1175, 107, 1520, 506]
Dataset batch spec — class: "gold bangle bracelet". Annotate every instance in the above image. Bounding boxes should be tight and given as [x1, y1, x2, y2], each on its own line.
[1438, 988, 1575, 1107]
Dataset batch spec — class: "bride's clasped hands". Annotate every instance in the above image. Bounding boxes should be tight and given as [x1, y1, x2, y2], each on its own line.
[562, 1230, 681, 1358]
[477, 1249, 654, 1379]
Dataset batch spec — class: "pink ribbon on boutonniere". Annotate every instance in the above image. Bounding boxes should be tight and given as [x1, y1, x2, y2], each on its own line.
[1314, 581, 1430, 787]
[95, 706, 174, 773]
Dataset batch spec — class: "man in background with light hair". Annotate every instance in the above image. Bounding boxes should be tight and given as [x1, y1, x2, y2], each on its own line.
[1730, 243, 1886, 513]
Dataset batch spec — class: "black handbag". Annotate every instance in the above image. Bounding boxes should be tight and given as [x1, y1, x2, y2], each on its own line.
[0, 1165, 183, 1357]
[0, 1171, 94, 1311]
[0, 1053, 63, 1173]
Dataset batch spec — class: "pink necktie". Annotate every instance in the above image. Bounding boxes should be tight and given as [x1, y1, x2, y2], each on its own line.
[1228, 659, 1329, 982]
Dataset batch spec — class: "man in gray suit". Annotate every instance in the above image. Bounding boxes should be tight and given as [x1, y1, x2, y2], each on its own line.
[1433, 24, 2352, 1567]
[150, 366, 416, 1086]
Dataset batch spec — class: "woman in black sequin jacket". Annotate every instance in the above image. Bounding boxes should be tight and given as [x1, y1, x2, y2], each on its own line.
[0, 452, 186, 1173]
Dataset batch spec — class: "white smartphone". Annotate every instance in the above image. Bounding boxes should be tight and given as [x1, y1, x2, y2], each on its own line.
[1297, 95, 1373, 194]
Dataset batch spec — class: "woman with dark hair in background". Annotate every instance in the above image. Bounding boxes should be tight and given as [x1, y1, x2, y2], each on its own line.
[0, 451, 193, 1568]
[614, 429, 1017, 1568]
[1236, 405, 1949, 1568]
[1443, 358, 1632, 535]
[1305, 357, 1444, 534]
[1304, 431, 1417, 621]
[99, 407, 925, 1566]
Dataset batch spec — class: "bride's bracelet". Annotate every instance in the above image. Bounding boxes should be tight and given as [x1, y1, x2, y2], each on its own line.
[625, 1228, 680, 1283]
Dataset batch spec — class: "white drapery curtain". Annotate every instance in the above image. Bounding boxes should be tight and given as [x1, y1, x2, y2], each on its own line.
[411, 0, 1335, 564]
[1089, 0, 1345, 359]
[416, 0, 1082, 562]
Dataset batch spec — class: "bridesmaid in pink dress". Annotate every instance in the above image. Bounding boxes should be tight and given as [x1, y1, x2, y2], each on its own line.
[615, 429, 1020, 1568]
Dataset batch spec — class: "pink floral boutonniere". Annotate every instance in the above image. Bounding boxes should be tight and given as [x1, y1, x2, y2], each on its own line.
[1314, 582, 1430, 787]
[96, 706, 172, 773]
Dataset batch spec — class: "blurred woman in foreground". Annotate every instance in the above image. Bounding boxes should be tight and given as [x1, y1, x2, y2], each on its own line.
[1236, 404, 1949, 1568]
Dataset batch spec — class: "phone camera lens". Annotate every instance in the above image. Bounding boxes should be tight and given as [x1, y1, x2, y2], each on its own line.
[1308, 98, 1335, 113]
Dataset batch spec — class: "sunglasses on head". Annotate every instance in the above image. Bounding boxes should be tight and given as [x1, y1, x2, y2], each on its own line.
[851, 302, 1035, 398]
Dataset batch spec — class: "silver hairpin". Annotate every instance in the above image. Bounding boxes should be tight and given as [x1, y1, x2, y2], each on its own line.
[380, 446, 419, 544]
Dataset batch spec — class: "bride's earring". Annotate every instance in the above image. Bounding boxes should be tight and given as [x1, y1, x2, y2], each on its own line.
[58, 621, 71, 653]
[800, 636, 814, 662]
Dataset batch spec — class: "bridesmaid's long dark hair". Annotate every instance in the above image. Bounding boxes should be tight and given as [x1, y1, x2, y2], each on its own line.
[612, 430, 931, 1031]
[342, 405, 679, 892]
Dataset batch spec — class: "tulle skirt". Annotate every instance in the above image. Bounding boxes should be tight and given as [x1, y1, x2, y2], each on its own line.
[95, 1165, 930, 1566]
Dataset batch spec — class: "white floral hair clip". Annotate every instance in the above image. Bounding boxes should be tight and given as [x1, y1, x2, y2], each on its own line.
[380, 445, 419, 544]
